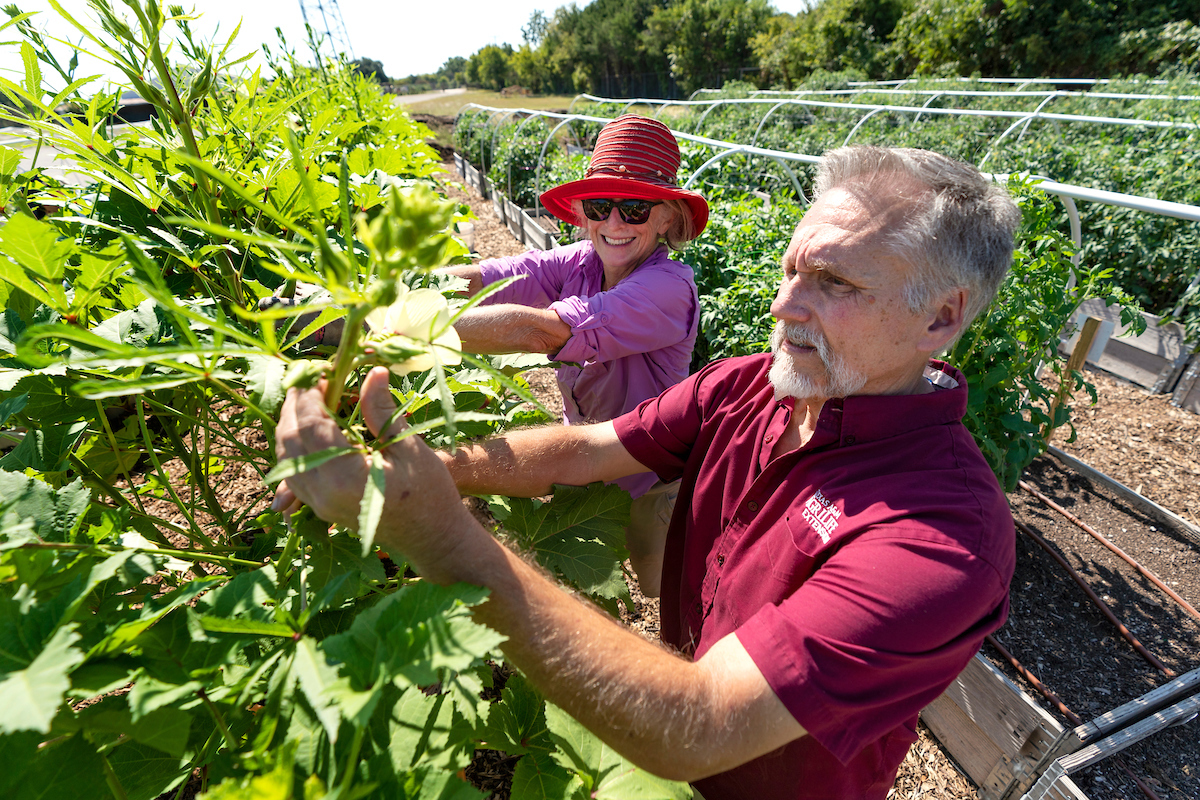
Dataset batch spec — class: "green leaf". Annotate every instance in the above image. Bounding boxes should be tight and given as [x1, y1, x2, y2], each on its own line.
[321, 581, 502, 690]
[76, 704, 192, 759]
[476, 672, 554, 757]
[0, 471, 91, 542]
[244, 353, 288, 417]
[126, 675, 203, 721]
[264, 445, 356, 485]
[545, 703, 693, 800]
[106, 740, 190, 800]
[19, 41, 41, 97]
[0, 214, 72, 308]
[292, 636, 342, 743]
[0, 624, 85, 733]
[504, 483, 632, 606]
[10, 732, 108, 800]
[198, 617, 295, 637]
[511, 750, 577, 800]
[0, 419, 88, 474]
[357, 449, 386, 557]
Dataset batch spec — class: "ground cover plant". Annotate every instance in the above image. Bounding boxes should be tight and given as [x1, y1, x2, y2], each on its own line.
[0, 3, 691, 799]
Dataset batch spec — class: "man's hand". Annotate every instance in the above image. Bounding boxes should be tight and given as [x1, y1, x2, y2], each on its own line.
[273, 366, 472, 578]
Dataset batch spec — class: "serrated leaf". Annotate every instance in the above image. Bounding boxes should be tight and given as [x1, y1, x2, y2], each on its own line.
[0, 215, 72, 304]
[0, 471, 91, 542]
[0, 624, 85, 733]
[477, 672, 556, 757]
[544, 703, 692, 800]
[321, 581, 502, 690]
[244, 354, 288, 417]
[504, 483, 632, 606]
[20, 41, 41, 97]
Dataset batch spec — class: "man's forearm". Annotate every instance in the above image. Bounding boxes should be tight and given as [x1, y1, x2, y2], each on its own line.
[403, 501, 805, 782]
[440, 421, 644, 497]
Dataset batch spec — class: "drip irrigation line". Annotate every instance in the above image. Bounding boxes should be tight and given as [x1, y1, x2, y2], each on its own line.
[1015, 520, 1176, 677]
[987, 633, 1081, 724]
[985, 635, 1166, 800]
[1018, 480, 1200, 624]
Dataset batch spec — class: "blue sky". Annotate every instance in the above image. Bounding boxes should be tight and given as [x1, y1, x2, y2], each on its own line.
[2, 0, 814, 90]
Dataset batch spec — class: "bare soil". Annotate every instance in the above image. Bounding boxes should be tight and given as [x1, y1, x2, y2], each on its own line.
[442, 159, 1200, 800]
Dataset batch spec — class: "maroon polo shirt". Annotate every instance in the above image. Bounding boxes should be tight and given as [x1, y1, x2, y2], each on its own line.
[613, 353, 1014, 800]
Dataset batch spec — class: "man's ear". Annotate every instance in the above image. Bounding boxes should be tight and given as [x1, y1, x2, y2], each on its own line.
[918, 290, 968, 352]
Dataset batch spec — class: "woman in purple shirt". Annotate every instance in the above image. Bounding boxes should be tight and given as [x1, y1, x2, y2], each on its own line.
[446, 115, 709, 596]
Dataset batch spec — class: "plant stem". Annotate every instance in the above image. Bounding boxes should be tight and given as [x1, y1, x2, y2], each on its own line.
[101, 753, 130, 800]
[323, 306, 370, 412]
[198, 688, 237, 753]
[338, 726, 366, 798]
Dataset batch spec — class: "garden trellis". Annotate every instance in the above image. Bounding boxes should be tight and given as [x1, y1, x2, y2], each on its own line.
[457, 101, 1200, 267]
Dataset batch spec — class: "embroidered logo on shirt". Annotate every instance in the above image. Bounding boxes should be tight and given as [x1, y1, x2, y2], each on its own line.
[802, 489, 841, 544]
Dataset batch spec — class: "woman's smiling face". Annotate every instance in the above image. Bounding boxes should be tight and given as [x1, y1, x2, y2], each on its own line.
[578, 199, 676, 282]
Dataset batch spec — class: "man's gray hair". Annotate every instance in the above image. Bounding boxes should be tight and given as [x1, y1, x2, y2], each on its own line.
[814, 145, 1021, 328]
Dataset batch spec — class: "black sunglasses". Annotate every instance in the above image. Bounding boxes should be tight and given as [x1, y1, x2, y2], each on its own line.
[580, 198, 662, 225]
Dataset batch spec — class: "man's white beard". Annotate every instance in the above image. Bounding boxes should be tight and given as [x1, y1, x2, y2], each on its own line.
[768, 321, 867, 400]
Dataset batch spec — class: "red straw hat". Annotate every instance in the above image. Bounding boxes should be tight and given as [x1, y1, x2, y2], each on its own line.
[541, 114, 709, 235]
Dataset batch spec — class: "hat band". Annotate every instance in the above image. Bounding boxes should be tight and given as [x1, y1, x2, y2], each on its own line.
[585, 164, 677, 187]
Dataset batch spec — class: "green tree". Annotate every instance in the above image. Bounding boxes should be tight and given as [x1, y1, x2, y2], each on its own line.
[644, 0, 775, 93]
[351, 56, 389, 83]
[473, 43, 514, 90]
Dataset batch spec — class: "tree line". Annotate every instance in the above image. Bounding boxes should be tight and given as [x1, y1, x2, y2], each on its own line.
[393, 0, 1200, 97]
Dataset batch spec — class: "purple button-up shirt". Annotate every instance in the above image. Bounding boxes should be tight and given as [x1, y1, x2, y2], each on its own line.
[479, 241, 699, 496]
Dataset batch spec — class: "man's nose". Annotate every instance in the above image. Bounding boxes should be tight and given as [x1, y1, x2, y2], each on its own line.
[771, 276, 812, 321]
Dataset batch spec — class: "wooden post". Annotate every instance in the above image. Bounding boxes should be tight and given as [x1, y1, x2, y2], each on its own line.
[1044, 316, 1101, 444]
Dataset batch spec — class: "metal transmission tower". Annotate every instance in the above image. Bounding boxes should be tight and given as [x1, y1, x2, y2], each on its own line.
[297, 0, 356, 61]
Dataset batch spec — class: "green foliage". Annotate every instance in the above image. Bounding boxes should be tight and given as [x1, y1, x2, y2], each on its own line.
[0, 2, 685, 798]
[949, 177, 1145, 490]
[486, 117, 563, 208]
[679, 192, 803, 368]
[643, 0, 775, 95]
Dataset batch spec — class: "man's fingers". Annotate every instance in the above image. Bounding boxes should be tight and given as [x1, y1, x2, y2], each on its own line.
[361, 366, 408, 442]
[271, 481, 302, 515]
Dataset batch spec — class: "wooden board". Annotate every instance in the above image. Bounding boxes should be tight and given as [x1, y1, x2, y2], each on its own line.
[1061, 299, 1191, 393]
[921, 654, 1070, 799]
[1171, 356, 1200, 415]
[1047, 447, 1200, 548]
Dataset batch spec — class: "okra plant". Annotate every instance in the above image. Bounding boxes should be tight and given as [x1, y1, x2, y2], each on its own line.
[0, 2, 680, 799]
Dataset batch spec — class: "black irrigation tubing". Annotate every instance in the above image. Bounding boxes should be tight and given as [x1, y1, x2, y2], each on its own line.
[985, 635, 1167, 800]
[1018, 479, 1200, 623]
[1014, 519, 1176, 677]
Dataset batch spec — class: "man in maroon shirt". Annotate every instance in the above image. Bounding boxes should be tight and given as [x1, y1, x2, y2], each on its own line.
[275, 145, 1021, 799]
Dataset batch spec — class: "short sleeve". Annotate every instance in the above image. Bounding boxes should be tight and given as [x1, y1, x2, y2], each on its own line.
[736, 531, 1010, 764]
[613, 359, 727, 482]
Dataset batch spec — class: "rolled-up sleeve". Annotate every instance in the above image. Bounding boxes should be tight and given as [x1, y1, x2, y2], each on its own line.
[478, 246, 581, 308]
[550, 267, 697, 366]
